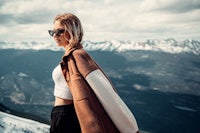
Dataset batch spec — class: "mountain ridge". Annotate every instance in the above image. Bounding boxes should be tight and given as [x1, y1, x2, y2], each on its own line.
[0, 38, 200, 55]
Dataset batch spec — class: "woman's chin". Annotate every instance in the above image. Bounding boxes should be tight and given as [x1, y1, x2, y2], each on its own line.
[56, 42, 62, 46]
[57, 43, 66, 48]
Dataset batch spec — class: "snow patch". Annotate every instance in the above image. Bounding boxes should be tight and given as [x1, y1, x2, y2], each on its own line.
[174, 106, 197, 112]
[18, 72, 28, 78]
[0, 111, 49, 133]
[133, 84, 146, 91]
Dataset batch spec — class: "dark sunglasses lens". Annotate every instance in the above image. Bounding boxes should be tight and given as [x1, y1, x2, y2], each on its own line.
[56, 30, 65, 36]
[48, 29, 65, 37]
[48, 30, 54, 37]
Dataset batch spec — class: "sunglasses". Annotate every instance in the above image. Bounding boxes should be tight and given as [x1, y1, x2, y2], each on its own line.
[48, 29, 65, 37]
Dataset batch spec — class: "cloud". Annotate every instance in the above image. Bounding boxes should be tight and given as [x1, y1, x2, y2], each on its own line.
[134, 0, 200, 40]
[0, 0, 57, 25]
[0, 14, 14, 25]
[0, 0, 199, 42]
[140, 0, 200, 13]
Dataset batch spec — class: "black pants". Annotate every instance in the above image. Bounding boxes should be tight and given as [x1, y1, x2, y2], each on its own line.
[50, 104, 81, 133]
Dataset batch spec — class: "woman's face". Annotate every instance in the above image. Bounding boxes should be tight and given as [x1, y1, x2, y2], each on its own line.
[53, 21, 70, 48]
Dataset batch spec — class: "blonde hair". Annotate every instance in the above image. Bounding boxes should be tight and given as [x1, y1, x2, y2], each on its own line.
[54, 13, 83, 48]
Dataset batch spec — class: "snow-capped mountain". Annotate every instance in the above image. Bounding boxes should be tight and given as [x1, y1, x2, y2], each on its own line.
[0, 111, 49, 133]
[0, 38, 200, 55]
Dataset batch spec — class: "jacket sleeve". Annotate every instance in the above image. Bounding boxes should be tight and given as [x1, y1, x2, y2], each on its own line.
[85, 69, 139, 133]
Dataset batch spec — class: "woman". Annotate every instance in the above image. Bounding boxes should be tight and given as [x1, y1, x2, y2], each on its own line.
[49, 13, 139, 133]
[49, 13, 81, 133]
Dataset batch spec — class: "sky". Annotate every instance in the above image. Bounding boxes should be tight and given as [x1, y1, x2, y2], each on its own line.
[0, 0, 200, 42]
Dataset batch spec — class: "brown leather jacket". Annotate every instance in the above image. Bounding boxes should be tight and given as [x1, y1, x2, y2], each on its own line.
[61, 45, 120, 133]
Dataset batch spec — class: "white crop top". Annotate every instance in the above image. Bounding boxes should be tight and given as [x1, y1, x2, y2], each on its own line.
[52, 64, 73, 100]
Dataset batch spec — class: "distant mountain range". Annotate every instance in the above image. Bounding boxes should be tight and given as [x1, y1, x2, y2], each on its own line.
[0, 41, 200, 133]
[0, 38, 200, 55]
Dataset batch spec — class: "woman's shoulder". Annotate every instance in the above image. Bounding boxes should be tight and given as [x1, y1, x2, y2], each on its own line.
[72, 48, 91, 61]
[73, 48, 87, 55]
[72, 48, 98, 77]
